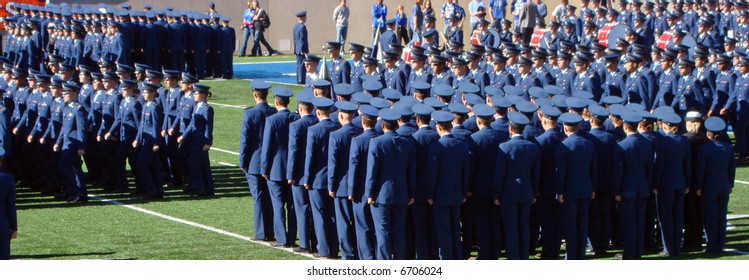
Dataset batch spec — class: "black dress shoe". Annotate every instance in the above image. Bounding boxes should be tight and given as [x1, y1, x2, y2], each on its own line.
[292, 247, 310, 253]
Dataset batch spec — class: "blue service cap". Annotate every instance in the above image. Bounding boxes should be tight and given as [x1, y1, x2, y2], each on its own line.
[432, 111, 455, 123]
[447, 103, 469, 115]
[90, 72, 103, 81]
[653, 106, 676, 118]
[485, 86, 504, 97]
[473, 104, 495, 118]
[382, 89, 402, 102]
[608, 104, 626, 117]
[61, 82, 81, 93]
[503, 85, 524, 97]
[312, 97, 334, 109]
[459, 82, 480, 94]
[515, 101, 539, 113]
[181, 72, 198, 84]
[543, 85, 564, 96]
[534, 98, 554, 108]
[221, 16, 230, 22]
[640, 110, 658, 121]
[272, 86, 293, 98]
[412, 103, 435, 117]
[465, 93, 485, 106]
[312, 79, 332, 88]
[333, 83, 355, 96]
[78, 64, 94, 73]
[134, 63, 149, 72]
[540, 105, 562, 118]
[142, 83, 160, 92]
[621, 111, 643, 123]
[385, 18, 397, 25]
[588, 105, 610, 118]
[59, 63, 75, 72]
[528, 87, 547, 99]
[379, 108, 401, 121]
[433, 85, 455, 98]
[559, 113, 584, 125]
[163, 70, 181, 79]
[394, 101, 414, 116]
[411, 81, 431, 92]
[352, 92, 372, 104]
[304, 54, 321, 63]
[572, 90, 594, 100]
[624, 103, 645, 112]
[34, 73, 51, 83]
[551, 95, 568, 108]
[250, 80, 271, 90]
[491, 96, 512, 108]
[660, 112, 682, 125]
[424, 97, 447, 109]
[119, 79, 138, 89]
[335, 100, 358, 113]
[370, 97, 391, 109]
[146, 69, 164, 79]
[359, 105, 380, 118]
[601, 96, 624, 105]
[363, 79, 383, 92]
[115, 63, 134, 73]
[704, 117, 726, 132]
[507, 111, 530, 126]
[297, 88, 314, 104]
[102, 71, 118, 81]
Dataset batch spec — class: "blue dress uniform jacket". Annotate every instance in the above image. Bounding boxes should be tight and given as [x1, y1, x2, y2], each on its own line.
[695, 140, 735, 253]
[240, 102, 276, 240]
[260, 109, 300, 181]
[293, 22, 309, 84]
[613, 132, 653, 259]
[556, 133, 597, 259]
[602, 70, 626, 101]
[0, 171, 16, 260]
[555, 68, 576, 96]
[494, 134, 540, 260]
[514, 73, 543, 96]
[328, 58, 352, 85]
[711, 71, 735, 114]
[380, 29, 397, 53]
[587, 126, 617, 252]
[623, 71, 649, 108]
[406, 69, 433, 95]
[56, 102, 88, 199]
[470, 126, 506, 259]
[347, 128, 381, 260]
[573, 70, 602, 101]
[182, 101, 215, 195]
[489, 70, 515, 89]
[383, 68, 407, 95]
[286, 114, 319, 250]
[109, 97, 142, 142]
[365, 130, 417, 260]
[653, 69, 679, 109]
[350, 61, 366, 92]
[652, 132, 691, 256]
[426, 133, 471, 260]
[328, 122, 363, 259]
[672, 75, 707, 114]
[694, 66, 716, 106]
[134, 101, 164, 198]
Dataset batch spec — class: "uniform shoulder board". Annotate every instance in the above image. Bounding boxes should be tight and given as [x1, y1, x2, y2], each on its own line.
[245, 106, 254, 110]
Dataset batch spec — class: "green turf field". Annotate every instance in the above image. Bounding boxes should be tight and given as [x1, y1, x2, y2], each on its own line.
[9, 55, 749, 260]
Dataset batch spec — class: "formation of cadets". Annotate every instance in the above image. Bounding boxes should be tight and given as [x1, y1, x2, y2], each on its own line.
[2, 2, 236, 80]
[0, 3, 221, 203]
[249, 0, 747, 260]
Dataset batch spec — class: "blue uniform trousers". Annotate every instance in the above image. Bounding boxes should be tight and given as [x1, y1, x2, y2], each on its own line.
[588, 193, 613, 254]
[538, 194, 561, 259]
[644, 195, 659, 250]
[353, 200, 376, 260]
[296, 54, 306, 84]
[267, 180, 296, 246]
[656, 189, 685, 256]
[308, 188, 338, 257]
[617, 197, 647, 259]
[562, 198, 590, 260]
[460, 198, 475, 259]
[47, 150, 63, 194]
[371, 203, 407, 260]
[113, 141, 137, 192]
[735, 111, 749, 155]
[97, 139, 118, 187]
[334, 197, 357, 259]
[700, 193, 730, 253]
[433, 205, 462, 260]
[165, 135, 187, 185]
[193, 52, 207, 79]
[292, 185, 316, 250]
[59, 148, 87, 200]
[144, 49, 161, 70]
[135, 147, 164, 197]
[83, 132, 102, 182]
[187, 148, 214, 195]
[472, 197, 502, 260]
[246, 173, 273, 240]
[409, 202, 436, 259]
[502, 202, 531, 260]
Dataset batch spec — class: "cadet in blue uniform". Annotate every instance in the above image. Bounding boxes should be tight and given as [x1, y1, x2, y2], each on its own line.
[382, 52, 407, 95]
[166, 14, 188, 71]
[696, 117, 735, 254]
[722, 58, 749, 159]
[554, 52, 576, 96]
[56, 82, 89, 203]
[494, 112, 540, 260]
[294, 11, 309, 85]
[572, 54, 602, 101]
[652, 112, 690, 256]
[219, 17, 236, 79]
[534, 105, 564, 259]
[469, 104, 505, 260]
[240, 81, 277, 242]
[260, 86, 299, 248]
[96, 71, 122, 190]
[622, 55, 649, 107]
[134, 83, 164, 200]
[326, 42, 351, 85]
[347, 105, 382, 260]
[380, 19, 398, 54]
[365, 108, 416, 260]
[408, 104, 439, 259]
[178, 84, 215, 196]
[426, 111, 471, 260]
[304, 97, 341, 259]
[613, 111, 653, 260]
[0, 148, 17, 260]
[587, 105, 617, 255]
[556, 113, 597, 260]
[673, 59, 706, 117]
[108, 79, 142, 193]
[328, 100, 362, 259]
[287, 90, 319, 253]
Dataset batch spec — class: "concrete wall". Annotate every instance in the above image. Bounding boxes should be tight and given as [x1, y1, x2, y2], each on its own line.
[51, 0, 570, 54]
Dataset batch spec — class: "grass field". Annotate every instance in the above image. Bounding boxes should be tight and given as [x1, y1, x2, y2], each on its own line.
[9, 55, 749, 260]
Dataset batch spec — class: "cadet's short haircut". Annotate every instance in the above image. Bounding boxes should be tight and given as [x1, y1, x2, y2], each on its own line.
[623, 122, 637, 131]
[274, 95, 290, 107]
[400, 115, 412, 123]
[298, 102, 313, 112]
[253, 88, 269, 99]
[509, 123, 525, 133]
[415, 115, 431, 125]
[477, 115, 493, 125]
[436, 121, 453, 131]
[383, 120, 398, 130]
[362, 115, 377, 127]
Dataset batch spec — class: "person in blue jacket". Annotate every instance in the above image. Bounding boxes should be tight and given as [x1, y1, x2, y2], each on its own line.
[586, 105, 618, 255]
[259, 86, 299, 248]
[304, 97, 342, 259]
[133, 83, 164, 200]
[347, 105, 381, 260]
[494, 112, 540, 260]
[55, 82, 89, 203]
[407, 103, 439, 260]
[240, 81, 277, 242]
[696, 117, 735, 254]
[0, 148, 17, 260]
[107, 79, 142, 193]
[294, 11, 309, 85]
[328, 100, 363, 260]
[365, 108, 416, 260]
[555, 113, 597, 260]
[178, 84, 215, 196]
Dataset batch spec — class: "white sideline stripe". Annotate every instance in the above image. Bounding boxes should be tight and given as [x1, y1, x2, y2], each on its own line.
[211, 102, 246, 109]
[218, 162, 237, 167]
[210, 147, 240, 156]
[728, 214, 749, 220]
[233, 61, 295, 65]
[88, 195, 317, 259]
[725, 248, 749, 255]
[735, 180, 749, 185]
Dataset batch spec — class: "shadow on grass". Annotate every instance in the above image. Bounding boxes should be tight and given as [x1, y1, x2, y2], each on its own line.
[12, 251, 119, 260]
[16, 166, 250, 210]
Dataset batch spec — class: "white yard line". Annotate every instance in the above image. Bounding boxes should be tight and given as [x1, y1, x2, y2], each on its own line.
[211, 102, 246, 109]
[233, 61, 295, 65]
[210, 147, 240, 156]
[88, 195, 316, 259]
